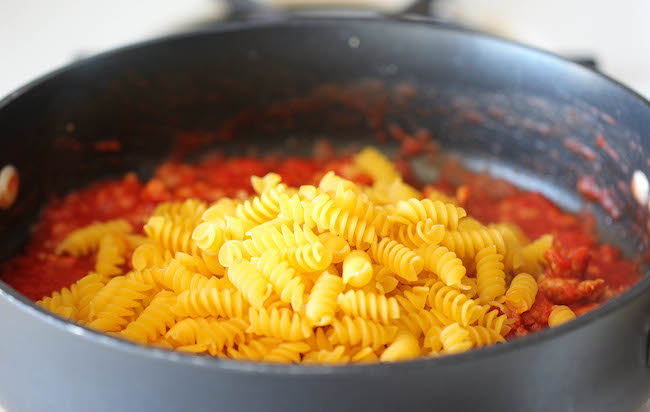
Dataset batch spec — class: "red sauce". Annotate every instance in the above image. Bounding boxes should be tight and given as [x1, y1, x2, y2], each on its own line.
[0, 151, 643, 340]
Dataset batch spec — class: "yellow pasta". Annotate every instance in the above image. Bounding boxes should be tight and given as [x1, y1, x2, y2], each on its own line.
[441, 228, 506, 261]
[132, 243, 172, 271]
[475, 246, 506, 304]
[218, 240, 251, 268]
[439, 323, 473, 354]
[280, 242, 333, 273]
[305, 266, 343, 326]
[505, 273, 538, 314]
[56, 219, 132, 256]
[303, 345, 350, 364]
[235, 183, 286, 225]
[95, 233, 128, 278]
[337, 289, 400, 324]
[548, 305, 576, 327]
[247, 307, 313, 341]
[166, 317, 248, 355]
[38, 149, 567, 363]
[417, 244, 465, 286]
[399, 309, 445, 337]
[227, 337, 281, 361]
[428, 281, 487, 326]
[156, 258, 212, 294]
[392, 199, 467, 230]
[192, 221, 224, 255]
[391, 219, 445, 249]
[87, 277, 153, 332]
[255, 250, 305, 311]
[310, 193, 377, 250]
[318, 232, 351, 263]
[342, 250, 373, 287]
[121, 291, 177, 343]
[227, 260, 273, 308]
[370, 238, 423, 282]
[264, 341, 311, 363]
[175, 286, 247, 319]
[380, 330, 420, 362]
[521, 234, 553, 275]
[354, 146, 400, 183]
[328, 316, 398, 349]
[202, 198, 239, 222]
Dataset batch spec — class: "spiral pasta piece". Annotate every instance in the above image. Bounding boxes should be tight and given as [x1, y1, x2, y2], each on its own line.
[394, 285, 429, 314]
[328, 316, 398, 349]
[428, 281, 486, 326]
[132, 243, 173, 271]
[506, 273, 538, 314]
[202, 198, 239, 222]
[192, 221, 224, 255]
[354, 146, 400, 183]
[305, 267, 343, 326]
[255, 250, 305, 311]
[423, 325, 444, 353]
[95, 233, 128, 278]
[318, 232, 351, 263]
[548, 305, 576, 327]
[280, 242, 333, 273]
[392, 199, 467, 230]
[278, 193, 315, 227]
[152, 198, 207, 222]
[144, 216, 199, 256]
[370, 238, 423, 282]
[247, 307, 313, 341]
[251, 173, 283, 195]
[465, 325, 506, 347]
[441, 228, 506, 261]
[310, 193, 376, 250]
[380, 330, 420, 362]
[319, 171, 358, 193]
[36, 286, 78, 320]
[264, 341, 311, 363]
[303, 345, 350, 364]
[399, 309, 445, 337]
[439, 323, 473, 354]
[489, 223, 525, 271]
[417, 244, 466, 286]
[175, 286, 247, 319]
[392, 219, 445, 249]
[226, 259, 272, 307]
[227, 337, 281, 361]
[166, 317, 248, 355]
[121, 291, 177, 343]
[367, 178, 420, 205]
[342, 250, 373, 287]
[235, 183, 285, 225]
[476, 308, 509, 336]
[74, 273, 107, 322]
[218, 240, 251, 268]
[157, 259, 212, 294]
[338, 290, 400, 324]
[475, 246, 506, 304]
[243, 223, 319, 257]
[87, 278, 153, 332]
[521, 234, 553, 275]
[374, 265, 399, 294]
[56, 219, 132, 256]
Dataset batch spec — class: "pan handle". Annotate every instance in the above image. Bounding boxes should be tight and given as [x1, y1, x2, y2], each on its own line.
[221, 0, 434, 20]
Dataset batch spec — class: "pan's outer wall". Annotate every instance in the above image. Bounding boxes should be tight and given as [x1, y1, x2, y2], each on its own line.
[1, 18, 650, 412]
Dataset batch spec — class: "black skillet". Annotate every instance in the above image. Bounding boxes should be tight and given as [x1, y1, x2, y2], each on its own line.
[0, 11, 649, 412]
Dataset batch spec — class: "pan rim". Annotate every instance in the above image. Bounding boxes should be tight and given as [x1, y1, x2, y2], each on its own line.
[1, 15, 649, 374]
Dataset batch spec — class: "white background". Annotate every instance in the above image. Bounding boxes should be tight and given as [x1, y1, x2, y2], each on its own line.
[0, 0, 648, 411]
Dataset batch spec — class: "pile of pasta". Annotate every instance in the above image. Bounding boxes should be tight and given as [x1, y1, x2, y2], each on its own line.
[37, 147, 576, 363]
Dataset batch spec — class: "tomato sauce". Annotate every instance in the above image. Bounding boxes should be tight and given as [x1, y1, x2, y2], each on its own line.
[0, 152, 642, 339]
